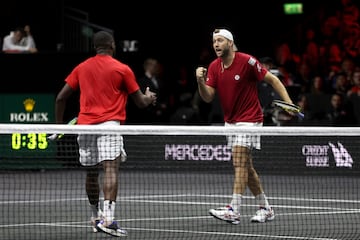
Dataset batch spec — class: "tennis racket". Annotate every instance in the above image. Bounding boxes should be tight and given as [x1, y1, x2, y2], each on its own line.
[272, 100, 304, 119]
[47, 117, 78, 141]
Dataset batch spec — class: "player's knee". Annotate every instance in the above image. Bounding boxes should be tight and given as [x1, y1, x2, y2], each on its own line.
[233, 158, 248, 168]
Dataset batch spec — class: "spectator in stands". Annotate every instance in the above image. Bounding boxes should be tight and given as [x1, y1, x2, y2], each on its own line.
[325, 93, 356, 126]
[54, 30, 156, 237]
[310, 75, 326, 95]
[126, 57, 169, 124]
[320, 15, 341, 46]
[257, 57, 281, 125]
[274, 36, 295, 67]
[277, 61, 298, 87]
[20, 25, 36, 49]
[327, 42, 343, 73]
[324, 64, 341, 93]
[2, 27, 37, 53]
[333, 71, 351, 97]
[347, 68, 360, 125]
[340, 57, 356, 83]
[294, 61, 313, 94]
[302, 28, 320, 72]
[293, 94, 315, 126]
[347, 68, 360, 96]
[339, 0, 359, 25]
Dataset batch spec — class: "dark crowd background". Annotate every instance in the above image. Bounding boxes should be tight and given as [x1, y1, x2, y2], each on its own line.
[1, 0, 360, 127]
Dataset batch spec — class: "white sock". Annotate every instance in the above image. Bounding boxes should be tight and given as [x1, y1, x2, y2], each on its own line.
[255, 193, 270, 209]
[230, 194, 242, 213]
[103, 200, 116, 222]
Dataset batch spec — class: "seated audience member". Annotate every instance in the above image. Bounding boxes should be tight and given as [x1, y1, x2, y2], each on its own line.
[288, 94, 315, 126]
[333, 71, 351, 97]
[325, 93, 356, 126]
[20, 25, 36, 49]
[258, 57, 281, 125]
[126, 58, 169, 124]
[310, 75, 326, 95]
[347, 68, 360, 96]
[2, 27, 37, 53]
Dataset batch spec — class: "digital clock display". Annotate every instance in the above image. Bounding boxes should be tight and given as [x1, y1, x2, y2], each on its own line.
[11, 133, 48, 150]
[0, 133, 58, 169]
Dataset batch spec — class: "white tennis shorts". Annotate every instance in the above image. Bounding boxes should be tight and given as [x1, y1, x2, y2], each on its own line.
[77, 120, 126, 166]
[225, 122, 262, 150]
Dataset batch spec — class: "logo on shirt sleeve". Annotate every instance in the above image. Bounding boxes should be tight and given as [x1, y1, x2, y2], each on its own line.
[248, 57, 256, 66]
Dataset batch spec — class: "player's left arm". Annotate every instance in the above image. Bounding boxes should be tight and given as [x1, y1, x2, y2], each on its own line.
[263, 71, 293, 104]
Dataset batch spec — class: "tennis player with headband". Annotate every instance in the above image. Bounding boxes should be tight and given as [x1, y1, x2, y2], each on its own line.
[195, 28, 293, 224]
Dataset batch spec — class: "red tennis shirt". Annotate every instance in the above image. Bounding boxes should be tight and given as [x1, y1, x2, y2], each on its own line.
[65, 54, 140, 124]
[206, 52, 267, 123]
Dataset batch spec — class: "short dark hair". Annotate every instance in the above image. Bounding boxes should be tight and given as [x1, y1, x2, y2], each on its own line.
[14, 27, 25, 36]
[93, 31, 114, 49]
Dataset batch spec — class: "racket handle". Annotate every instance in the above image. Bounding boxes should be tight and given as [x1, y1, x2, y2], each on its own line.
[47, 133, 64, 141]
[47, 134, 57, 141]
[47, 117, 77, 141]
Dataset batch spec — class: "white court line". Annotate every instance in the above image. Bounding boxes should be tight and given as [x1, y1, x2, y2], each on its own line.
[2, 208, 360, 229]
[120, 194, 360, 204]
[119, 199, 360, 212]
[124, 227, 340, 240]
[1, 194, 360, 213]
[2, 194, 360, 204]
[0, 221, 340, 240]
[1, 194, 360, 214]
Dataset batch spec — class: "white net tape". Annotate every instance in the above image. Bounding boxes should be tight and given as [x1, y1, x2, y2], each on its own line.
[0, 124, 359, 136]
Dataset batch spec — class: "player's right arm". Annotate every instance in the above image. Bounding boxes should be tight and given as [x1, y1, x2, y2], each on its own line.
[263, 71, 293, 104]
[55, 84, 75, 124]
[195, 66, 215, 103]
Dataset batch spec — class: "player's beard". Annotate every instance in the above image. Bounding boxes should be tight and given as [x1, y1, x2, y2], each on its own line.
[222, 46, 231, 58]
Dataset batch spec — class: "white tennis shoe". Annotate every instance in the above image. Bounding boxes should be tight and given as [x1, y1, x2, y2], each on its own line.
[250, 207, 275, 223]
[209, 205, 241, 225]
[96, 219, 128, 237]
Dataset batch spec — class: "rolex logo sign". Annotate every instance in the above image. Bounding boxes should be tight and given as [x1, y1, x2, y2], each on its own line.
[2, 94, 54, 123]
[23, 98, 36, 112]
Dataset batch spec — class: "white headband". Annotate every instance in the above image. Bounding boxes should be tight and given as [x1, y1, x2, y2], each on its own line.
[213, 29, 234, 41]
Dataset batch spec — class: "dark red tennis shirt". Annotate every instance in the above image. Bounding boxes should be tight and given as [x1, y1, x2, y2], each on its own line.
[206, 52, 267, 123]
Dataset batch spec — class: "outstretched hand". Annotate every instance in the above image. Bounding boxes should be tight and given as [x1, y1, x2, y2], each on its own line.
[145, 87, 157, 106]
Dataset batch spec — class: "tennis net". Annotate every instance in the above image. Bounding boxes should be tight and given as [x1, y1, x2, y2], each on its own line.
[0, 124, 359, 240]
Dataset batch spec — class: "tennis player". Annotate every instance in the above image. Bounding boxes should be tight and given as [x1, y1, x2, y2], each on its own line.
[55, 30, 157, 236]
[195, 28, 293, 224]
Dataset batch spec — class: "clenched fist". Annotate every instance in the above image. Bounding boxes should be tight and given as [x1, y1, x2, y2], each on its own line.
[195, 67, 207, 83]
